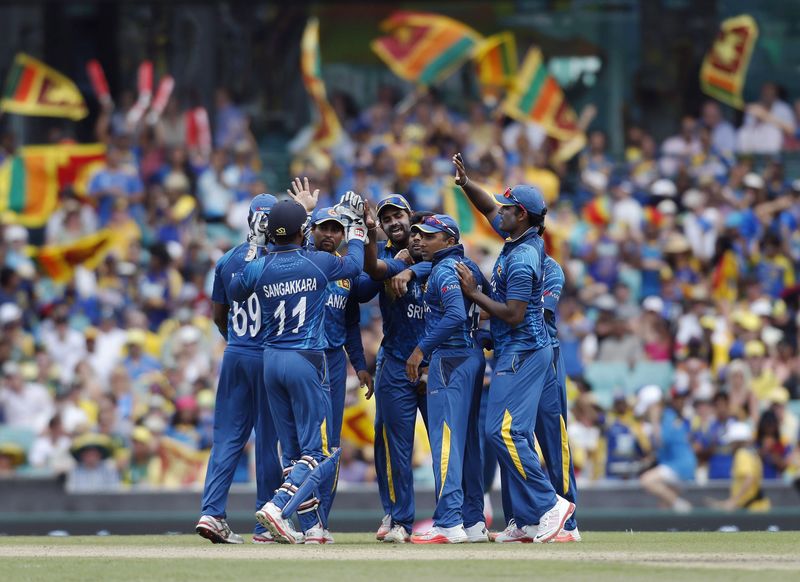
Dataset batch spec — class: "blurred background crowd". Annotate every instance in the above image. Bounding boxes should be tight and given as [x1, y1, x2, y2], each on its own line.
[1, 79, 799, 506]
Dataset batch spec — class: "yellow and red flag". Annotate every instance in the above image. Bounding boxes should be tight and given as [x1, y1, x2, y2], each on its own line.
[1, 53, 87, 120]
[371, 11, 482, 86]
[442, 183, 499, 245]
[474, 32, 517, 105]
[700, 14, 759, 110]
[0, 143, 105, 227]
[301, 17, 343, 148]
[31, 228, 118, 283]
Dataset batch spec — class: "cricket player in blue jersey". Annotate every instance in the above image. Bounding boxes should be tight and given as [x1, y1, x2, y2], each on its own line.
[453, 154, 579, 542]
[309, 206, 373, 540]
[196, 194, 282, 545]
[403, 214, 488, 544]
[230, 196, 367, 544]
[452, 160, 574, 543]
[360, 196, 431, 543]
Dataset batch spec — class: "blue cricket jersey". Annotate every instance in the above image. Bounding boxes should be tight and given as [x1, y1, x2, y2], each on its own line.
[417, 245, 487, 357]
[488, 216, 549, 356]
[212, 242, 268, 354]
[356, 240, 428, 361]
[230, 241, 364, 350]
[323, 259, 367, 371]
[542, 255, 565, 348]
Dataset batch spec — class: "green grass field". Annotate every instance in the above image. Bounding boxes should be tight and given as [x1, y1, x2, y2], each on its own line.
[1, 532, 798, 581]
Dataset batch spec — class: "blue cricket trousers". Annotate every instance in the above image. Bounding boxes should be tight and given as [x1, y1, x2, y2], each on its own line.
[426, 347, 485, 529]
[319, 347, 347, 528]
[264, 348, 332, 532]
[373, 349, 428, 533]
[201, 349, 281, 533]
[485, 345, 557, 527]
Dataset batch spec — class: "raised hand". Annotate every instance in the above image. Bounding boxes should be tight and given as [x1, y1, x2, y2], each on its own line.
[287, 177, 319, 213]
[452, 152, 469, 187]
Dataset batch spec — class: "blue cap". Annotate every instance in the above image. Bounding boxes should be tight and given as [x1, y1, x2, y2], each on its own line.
[267, 200, 307, 238]
[250, 193, 277, 215]
[411, 214, 460, 241]
[311, 206, 345, 228]
[376, 194, 412, 216]
[494, 185, 547, 216]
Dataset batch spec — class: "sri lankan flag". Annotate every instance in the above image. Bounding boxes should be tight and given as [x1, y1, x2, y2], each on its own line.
[2, 53, 87, 120]
[502, 47, 581, 142]
[700, 15, 758, 109]
[300, 17, 342, 147]
[31, 228, 118, 283]
[442, 183, 501, 245]
[371, 11, 482, 86]
[0, 143, 105, 227]
[474, 32, 517, 105]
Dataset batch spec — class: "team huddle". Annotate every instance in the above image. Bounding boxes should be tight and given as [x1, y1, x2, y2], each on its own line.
[194, 154, 579, 546]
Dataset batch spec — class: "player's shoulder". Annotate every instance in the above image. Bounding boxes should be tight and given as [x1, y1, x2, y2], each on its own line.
[216, 243, 246, 270]
[544, 255, 564, 277]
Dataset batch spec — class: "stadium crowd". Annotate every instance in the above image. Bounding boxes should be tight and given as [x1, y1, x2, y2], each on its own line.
[1, 81, 799, 511]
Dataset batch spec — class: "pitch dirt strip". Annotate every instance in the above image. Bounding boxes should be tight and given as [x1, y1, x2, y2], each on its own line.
[0, 545, 798, 571]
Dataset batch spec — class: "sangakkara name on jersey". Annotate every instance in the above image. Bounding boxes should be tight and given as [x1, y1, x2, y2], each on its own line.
[263, 278, 318, 298]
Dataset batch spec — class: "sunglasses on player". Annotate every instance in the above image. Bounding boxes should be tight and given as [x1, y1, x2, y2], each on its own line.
[422, 215, 459, 240]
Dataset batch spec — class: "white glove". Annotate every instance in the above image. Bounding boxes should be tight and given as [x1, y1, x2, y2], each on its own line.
[334, 191, 365, 228]
[346, 222, 368, 243]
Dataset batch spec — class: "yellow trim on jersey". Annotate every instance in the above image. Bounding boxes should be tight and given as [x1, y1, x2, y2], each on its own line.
[383, 426, 396, 503]
[439, 422, 451, 499]
[560, 415, 570, 495]
[502, 410, 527, 479]
[320, 418, 330, 457]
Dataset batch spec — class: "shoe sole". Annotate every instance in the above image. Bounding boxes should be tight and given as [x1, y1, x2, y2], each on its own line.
[252, 536, 277, 545]
[255, 510, 298, 545]
[196, 525, 241, 544]
[534, 502, 576, 544]
[466, 537, 489, 543]
[493, 537, 533, 543]
[411, 536, 467, 544]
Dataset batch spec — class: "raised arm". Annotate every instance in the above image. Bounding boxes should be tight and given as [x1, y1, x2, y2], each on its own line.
[453, 153, 499, 222]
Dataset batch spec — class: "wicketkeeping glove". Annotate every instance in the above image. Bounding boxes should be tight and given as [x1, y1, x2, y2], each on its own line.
[334, 191, 365, 228]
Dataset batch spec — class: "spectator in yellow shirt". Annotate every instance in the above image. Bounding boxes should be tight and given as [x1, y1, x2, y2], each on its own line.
[707, 422, 770, 511]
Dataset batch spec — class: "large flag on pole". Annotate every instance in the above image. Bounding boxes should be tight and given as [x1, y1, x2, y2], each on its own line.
[301, 17, 343, 148]
[1, 53, 87, 120]
[0, 143, 106, 227]
[474, 32, 517, 105]
[700, 14, 758, 110]
[442, 183, 502, 245]
[371, 11, 482, 86]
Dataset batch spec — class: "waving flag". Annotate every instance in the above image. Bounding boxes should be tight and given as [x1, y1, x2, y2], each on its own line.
[474, 32, 517, 105]
[442, 184, 501, 245]
[371, 11, 482, 86]
[700, 14, 759, 109]
[32, 228, 118, 283]
[1, 53, 87, 120]
[0, 143, 105, 227]
[301, 17, 342, 148]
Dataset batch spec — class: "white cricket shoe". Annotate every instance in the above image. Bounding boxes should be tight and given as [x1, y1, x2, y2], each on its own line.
[382, 524, 410, 543]
[376, 514, 392, 541]
[411, 525, 468, 544]
[492, 520, 533, 543]
[464, 521, 489, 543]
[195, 515, 243, 544]
[551, 527, 582, 543]
[255, 502, 303, 544]
[533, 496, 576, 544]
[323, 529, 335, 544]
[252, 532, 276, 544]
[304, 523, 326, 545]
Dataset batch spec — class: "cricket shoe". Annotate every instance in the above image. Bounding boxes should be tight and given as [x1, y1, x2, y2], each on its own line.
[533, 496, 576, 544]
[551, 527, 582, 543]
[382, 524, 410, 544]
[376, 514, 392, 541]
[303, 523, 326, 545]
[411, 525, 468, 544]
[492, 520, 533, 543]
[464, 521, 489, 543]
[255, 502, 303, 544]
[195, 515, 243, 544]
[323, 529, 335, 544]
[252, 532, 277, 544]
